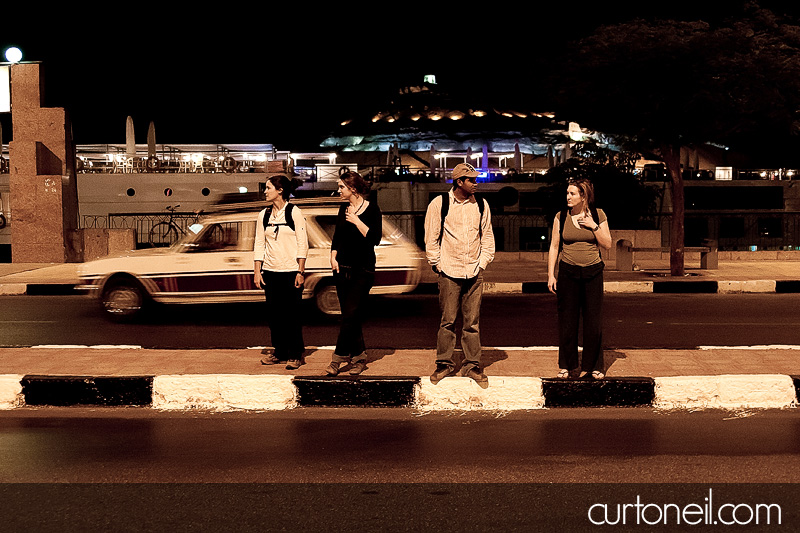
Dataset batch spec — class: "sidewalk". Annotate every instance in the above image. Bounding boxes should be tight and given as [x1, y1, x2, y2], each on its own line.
[0, 258, 798, 411]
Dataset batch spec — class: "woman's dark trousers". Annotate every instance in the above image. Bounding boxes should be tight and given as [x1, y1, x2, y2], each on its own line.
[262, 270, 305, 360]
[333, 267, 374, 362]
[557, 261, 604, 373]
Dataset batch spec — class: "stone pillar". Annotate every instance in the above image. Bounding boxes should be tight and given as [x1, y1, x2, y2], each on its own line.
[8, 63, 79, 262]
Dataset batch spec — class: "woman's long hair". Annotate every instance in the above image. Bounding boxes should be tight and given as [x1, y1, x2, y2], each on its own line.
[268, 175, 303, 200]
[569, 178, 596, 214]
[339, 171, 371, 196]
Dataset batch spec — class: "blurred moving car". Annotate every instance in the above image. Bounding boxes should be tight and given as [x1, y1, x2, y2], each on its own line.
[77, 198, 425, 320]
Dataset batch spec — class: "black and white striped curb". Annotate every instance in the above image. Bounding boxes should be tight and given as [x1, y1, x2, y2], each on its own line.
[0, 284, 78, 296]
[412, 280, 800, 294]
[2, 374, 798, 411]
[2, 280, 800, 296]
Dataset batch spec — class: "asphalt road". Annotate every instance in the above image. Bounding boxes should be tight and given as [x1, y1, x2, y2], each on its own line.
[1, 293, 800, 349]
[3, 408, 799, 483]
[1, 409, 797, 530]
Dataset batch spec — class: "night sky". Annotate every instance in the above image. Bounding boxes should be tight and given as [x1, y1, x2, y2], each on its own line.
[2, 2, 800, 151]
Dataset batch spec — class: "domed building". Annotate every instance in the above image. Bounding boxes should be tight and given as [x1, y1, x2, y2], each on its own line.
[318, 75, 611, 182]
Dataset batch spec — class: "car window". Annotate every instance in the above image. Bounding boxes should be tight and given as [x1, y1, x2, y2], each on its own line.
[190, 222, 247, 252]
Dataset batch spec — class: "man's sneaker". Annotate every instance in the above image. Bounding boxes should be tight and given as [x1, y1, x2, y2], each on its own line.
[460, 366, 489, 386]
[429, 364, 454, 385]
[261, 354, 281, 365]
[285, 359, 303, 370]
[325, 361, 341, 376]
[349, 361, 367, 375]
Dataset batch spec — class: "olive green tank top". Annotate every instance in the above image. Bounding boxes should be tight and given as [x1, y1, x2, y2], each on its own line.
[560, 209, 607, 267]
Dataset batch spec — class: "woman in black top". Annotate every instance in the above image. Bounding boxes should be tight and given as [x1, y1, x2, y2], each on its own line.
[326, 171, 382, 376]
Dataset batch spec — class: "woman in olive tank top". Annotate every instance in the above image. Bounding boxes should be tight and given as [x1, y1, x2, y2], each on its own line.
[547, 178, 612, 379]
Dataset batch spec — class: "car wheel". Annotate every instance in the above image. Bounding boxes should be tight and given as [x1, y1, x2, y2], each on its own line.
[314, 283, 341, 316]
[101, 280, 146, 320]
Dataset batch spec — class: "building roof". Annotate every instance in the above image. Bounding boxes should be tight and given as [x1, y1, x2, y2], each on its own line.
[320, 77, 612, 154]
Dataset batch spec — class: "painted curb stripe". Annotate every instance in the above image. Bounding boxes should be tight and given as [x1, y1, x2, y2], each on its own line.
[652, 281, 718, 293]
[653, 375, 798, 410]
[522, 282, 549, 293]
[152, 374, 296, 411]
[777, 281, 800, 293]
[21, 375, 152, 406]
[24, 284, 81, 296]
[293, 376, 419, 407]
[542, 377, 655, 408]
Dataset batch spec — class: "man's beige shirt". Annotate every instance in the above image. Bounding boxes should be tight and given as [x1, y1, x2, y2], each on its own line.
[424, 190, 495, 279]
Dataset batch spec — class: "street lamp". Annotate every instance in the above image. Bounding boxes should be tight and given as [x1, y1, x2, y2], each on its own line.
[3, 47, 22, 64]
[0, 47, 21, 113]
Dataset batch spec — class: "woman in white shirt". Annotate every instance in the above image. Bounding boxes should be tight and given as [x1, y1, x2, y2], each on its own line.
[254, 176, 308, 370]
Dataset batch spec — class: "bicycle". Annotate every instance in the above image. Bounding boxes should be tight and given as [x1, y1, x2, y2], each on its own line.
[148, 205, 203, 247]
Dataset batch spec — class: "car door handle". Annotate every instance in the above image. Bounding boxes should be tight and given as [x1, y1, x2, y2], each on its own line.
[225, 257, 241, 264]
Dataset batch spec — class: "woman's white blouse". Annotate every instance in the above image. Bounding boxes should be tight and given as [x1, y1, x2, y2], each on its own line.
[253, 203, 308, 272]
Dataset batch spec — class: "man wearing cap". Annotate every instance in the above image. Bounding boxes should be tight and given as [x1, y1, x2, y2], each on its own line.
[424, 162, 495, 386]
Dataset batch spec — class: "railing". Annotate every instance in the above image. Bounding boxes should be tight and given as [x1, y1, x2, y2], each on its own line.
[82, 211, 800, 252]
[83, 212, 201, 248]
[641, 167, 800, 181]
[76, 156, 287, 174]
[381, 212, 552, 251]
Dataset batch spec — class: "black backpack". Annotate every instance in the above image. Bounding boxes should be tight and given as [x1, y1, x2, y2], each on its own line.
[262, 202, 296, 232]
[437, 192, 485, 244]
[558, 206, 601, 255]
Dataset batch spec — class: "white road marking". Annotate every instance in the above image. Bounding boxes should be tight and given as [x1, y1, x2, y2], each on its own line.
[31, 345, 142, 349]
[698, 345, 800, 350]
[0, 321, 58, 324]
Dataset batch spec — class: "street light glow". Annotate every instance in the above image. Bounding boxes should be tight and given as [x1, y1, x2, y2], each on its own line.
[4, 47, 22, 63]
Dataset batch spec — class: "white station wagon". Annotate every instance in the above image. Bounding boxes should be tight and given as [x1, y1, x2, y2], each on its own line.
[78, 198, 425, 320]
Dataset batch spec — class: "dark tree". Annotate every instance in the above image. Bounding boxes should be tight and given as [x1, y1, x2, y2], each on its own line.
[549, 3, 800, 275]
[542, 154, 662, 230]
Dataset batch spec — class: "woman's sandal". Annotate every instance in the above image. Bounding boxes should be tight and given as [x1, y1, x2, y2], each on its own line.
[556, 369, 569, 378]
[591, 371, 605, 380]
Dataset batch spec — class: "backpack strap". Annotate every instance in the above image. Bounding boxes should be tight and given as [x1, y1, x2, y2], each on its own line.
[285, 203, 295, 232]
[262, 206, 272, 231]
[591, 206, 602, 259]
[262, 203, 295, 232]
[475, 193, 484, 240]
[438, 192, 449, 245]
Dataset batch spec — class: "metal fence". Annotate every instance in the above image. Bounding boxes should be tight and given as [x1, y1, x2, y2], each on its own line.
[83, 212, 200, 247]
[383, 211, 800, 252]
[82, 211, 800, 252]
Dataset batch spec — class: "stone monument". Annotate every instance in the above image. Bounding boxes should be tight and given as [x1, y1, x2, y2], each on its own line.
[8, 62, 79, 262]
